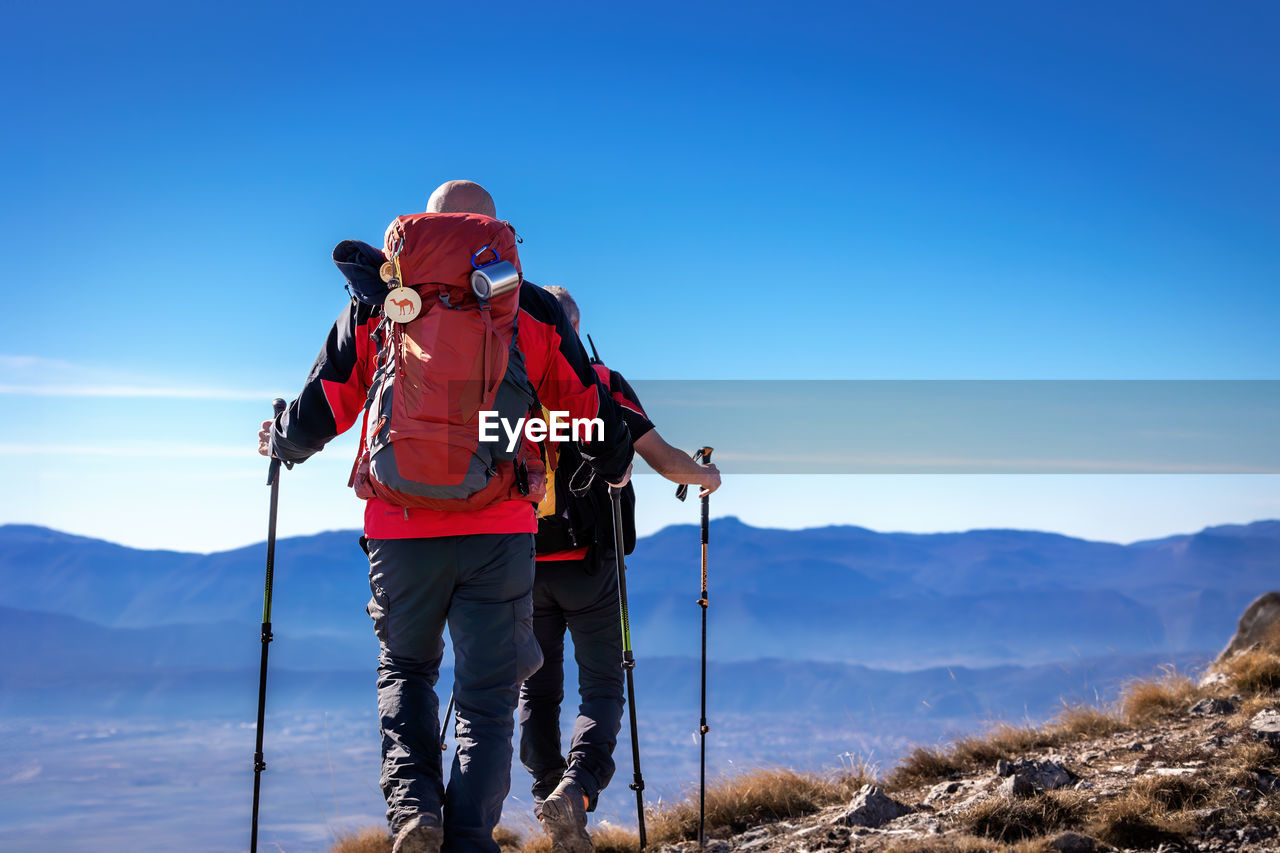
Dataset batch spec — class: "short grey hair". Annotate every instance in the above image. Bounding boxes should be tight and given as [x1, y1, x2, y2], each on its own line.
[543, 285, 580, 328]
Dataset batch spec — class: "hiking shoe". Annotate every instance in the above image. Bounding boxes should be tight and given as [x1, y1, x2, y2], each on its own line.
[392, 815, 444, 853]
[531, 774, 562, 821]
[539, 777, 593, 853]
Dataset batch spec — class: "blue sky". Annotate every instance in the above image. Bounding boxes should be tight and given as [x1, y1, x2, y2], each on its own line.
[2, 1, 1277, 551]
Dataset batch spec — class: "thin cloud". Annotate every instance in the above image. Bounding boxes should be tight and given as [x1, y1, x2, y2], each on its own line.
[0, 443, 350, 465]
[0, 384, 274, 400]
[0, 443, 257, 458]
[715, 451, 1277, 474]
[0, 354, 276, 401]
[0, 355, 81, 371]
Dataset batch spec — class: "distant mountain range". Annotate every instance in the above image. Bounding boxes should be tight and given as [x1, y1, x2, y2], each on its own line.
[0, 601, 1203, 724]
[2, 519, 1270, 853]
[1, 518, 1273, 675]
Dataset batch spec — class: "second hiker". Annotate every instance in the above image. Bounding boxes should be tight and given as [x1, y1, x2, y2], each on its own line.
[519, 285, 721, 853]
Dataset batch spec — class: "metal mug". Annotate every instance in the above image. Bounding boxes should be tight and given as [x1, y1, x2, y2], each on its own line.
[471, 260, 521, 300]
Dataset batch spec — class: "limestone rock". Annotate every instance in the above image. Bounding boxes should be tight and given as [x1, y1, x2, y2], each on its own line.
[1250, 709, 1280, 746]
[1217, 591, 1280, 661]
[831, 784, 912, 828]
[998, 758, 1075, 792]
[999, 773, 1035, 798]
[1200, 670, 1231, 688]
[1190, 697, 1237, 716]
[1047, 831, 1104, 853]
[924, 780, 963, 804]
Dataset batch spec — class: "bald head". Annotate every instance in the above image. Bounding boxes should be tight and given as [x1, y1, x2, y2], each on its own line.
[426, 180, 497, 218]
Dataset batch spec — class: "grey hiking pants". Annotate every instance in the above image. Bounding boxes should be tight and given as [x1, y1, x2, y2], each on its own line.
[364, 533, 542, 853]
[517, 556, 625, 811]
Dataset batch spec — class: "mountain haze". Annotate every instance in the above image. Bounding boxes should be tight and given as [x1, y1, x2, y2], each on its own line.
[1, 518, 1274, 674]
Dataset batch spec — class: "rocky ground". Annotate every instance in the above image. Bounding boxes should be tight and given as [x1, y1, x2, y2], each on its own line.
[645, 699, 1279, 853]
[335, 593, 1280, 853]
[638, 600, 1280, 853]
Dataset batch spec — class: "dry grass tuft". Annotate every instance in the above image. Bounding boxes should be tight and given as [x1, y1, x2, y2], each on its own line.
[1240, 693, 1279, 719]
[493, 825, 525, 852]
[1131, 773, 1216, 811]
[1228, 739, 1280, 772]
[1049, 704, 1126, 740]
[521, 834, 551, 853]
[1009, 836, 1107, 853]
[1222, 645, 1280, 696]
[880, 833, 1006, 852]
[331, 826, 390, 853]
[1084, 773, 1222, 849]
[588, 825, 641, 853]
[887, 721, 1071, 790]
[1209, 739, 1280, 795]
[959, 789, 1089, 843]
[951, 725, 1059, 767]
[518, 825, 639, 853]
[887, 704, 1129, 792]
[886, 744, 961, 790]
[647, 768, 871, 842]
[1119, 668, 1203, 725]
[330, 824, 527, 853]
[1086, 790, 1195, 848]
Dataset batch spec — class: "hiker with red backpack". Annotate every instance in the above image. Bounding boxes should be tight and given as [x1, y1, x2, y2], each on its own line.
[255, 182, 635, 853]
[518, 285, 720, 853]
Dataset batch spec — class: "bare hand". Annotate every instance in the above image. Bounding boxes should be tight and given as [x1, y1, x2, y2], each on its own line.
[698, 462, 721, 497]
[258, 419, 273, 457]
[608, 463, 633, 489]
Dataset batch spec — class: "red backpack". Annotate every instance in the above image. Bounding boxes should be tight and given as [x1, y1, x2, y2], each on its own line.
[350, 212, 546, 511]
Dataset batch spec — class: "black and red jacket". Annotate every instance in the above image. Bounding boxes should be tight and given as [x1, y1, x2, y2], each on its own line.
[536, 361, 654, 571]
[270, 266, 634, 540]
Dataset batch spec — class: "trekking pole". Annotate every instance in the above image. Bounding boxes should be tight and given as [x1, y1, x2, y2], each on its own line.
[251, 398, 287, 853]
[440, 692, 454, 751]
[676, 447, 713, 849]
[609, 484, 647, 848]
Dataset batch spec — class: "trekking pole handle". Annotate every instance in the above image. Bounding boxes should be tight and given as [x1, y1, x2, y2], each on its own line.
[675, 446, 714, 501]
[266, 398, 286, 486]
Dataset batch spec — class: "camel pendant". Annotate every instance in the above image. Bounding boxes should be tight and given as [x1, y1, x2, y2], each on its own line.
[384, 286, 422, 323]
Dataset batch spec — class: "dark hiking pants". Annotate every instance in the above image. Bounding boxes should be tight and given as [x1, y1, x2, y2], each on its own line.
[517, 556, 625, 811]
[364, 533, 542, 853]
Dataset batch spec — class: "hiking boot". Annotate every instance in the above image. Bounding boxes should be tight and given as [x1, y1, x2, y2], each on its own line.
[531, 774, 561, 821]
[392, 815, 444, 853]
[539, 777, 593, 853]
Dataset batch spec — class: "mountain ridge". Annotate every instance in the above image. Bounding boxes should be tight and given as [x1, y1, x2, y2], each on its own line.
[1, 518, 1274, 667]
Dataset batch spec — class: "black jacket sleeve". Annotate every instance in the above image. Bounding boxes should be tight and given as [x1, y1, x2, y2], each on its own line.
[607, 369, 655, 443]
[270, 299, 377, 464]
